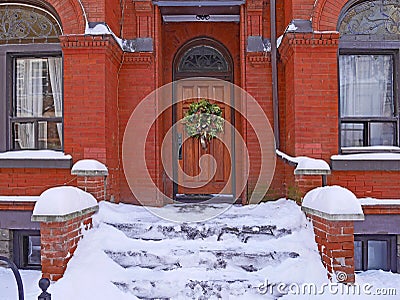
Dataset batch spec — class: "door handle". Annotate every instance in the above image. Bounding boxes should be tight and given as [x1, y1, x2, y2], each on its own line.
[177, 133, 183, 160]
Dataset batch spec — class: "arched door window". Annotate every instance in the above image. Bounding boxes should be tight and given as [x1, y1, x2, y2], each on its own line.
[174, 38, 232, 81]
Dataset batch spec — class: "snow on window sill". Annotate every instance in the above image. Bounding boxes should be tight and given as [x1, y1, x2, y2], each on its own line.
[0, 150, 72, 169]
[331, 150, 400, 171]
[341, 146, 400, 154]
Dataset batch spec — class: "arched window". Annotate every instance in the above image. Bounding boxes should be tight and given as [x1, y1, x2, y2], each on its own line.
[0, 3, 63, 152]
[174, 38, 233, 81]
[338, 0, 399, 151]
[178, 45, 229, 73]
[0, 3, 62, 44]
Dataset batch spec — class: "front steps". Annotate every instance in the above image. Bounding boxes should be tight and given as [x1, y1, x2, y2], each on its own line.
[54, 200, 327, 299]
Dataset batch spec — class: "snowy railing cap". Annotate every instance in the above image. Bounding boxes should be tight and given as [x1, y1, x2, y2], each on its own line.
[301, 186, 364, 221]
[276, 150, 331, 175]
[71, 159, 108, 176]
[31, 186, 99, 222]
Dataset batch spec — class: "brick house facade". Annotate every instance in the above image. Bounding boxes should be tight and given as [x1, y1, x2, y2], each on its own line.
[0, 0, 399, 274]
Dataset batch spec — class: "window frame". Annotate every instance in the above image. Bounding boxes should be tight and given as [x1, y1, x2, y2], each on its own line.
[354, 234, 397, 273]
[338, 46, 400, 152]
[9, 54, 64, 150]
[0, 43, 63, 152]
[12, 229, 41, 270]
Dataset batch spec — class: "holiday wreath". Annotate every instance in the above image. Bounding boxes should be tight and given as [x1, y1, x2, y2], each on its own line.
[183, 99, 224, 148]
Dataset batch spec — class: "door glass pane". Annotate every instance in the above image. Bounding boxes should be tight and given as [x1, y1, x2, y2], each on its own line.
[370, 123, 396, 146]
[354, 240, 363, 271]
[340, 55, 394, 118]
[341, 123, 364, 147]
[367, 240, 388, 270]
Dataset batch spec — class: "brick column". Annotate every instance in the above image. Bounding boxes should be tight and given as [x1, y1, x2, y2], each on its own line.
[71, 159, 109, 201]
[32, 187, 99, 281]
[302, 186, 364, 284]
[306, 214, 355, 283]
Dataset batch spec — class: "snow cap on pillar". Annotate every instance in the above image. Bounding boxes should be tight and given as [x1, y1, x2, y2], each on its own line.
[301, 185, 364, 221]
[71, 159, 108, 176]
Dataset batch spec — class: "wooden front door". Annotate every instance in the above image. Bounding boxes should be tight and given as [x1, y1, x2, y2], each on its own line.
[173, 38, 233, 197]
[175, 80, 232, 195]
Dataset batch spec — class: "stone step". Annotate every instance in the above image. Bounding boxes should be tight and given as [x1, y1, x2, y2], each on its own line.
[105, 249, 299, 272]
[107, 222, 292, 242]
[112, 278, 268, 300]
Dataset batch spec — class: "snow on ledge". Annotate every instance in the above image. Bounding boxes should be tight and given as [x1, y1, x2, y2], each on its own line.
[302, 186, 364, 221]
[332, 152, 400, 161]
[359, 198, 400, 206]
[32, 186, 98, 220]
[71, 159, 108, 176]
[276, 149, 331, 175]
[0, 196, 39, 202]
[0, 150, 72, 160]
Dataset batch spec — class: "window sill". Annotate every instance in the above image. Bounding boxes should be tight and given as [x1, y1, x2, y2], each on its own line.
[341, 146, 400, 154]
[331, 152, 400, 171]
[0, 150, 72, 169]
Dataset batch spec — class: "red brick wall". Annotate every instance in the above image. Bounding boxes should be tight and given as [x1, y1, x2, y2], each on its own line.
[330, 171, 400, 199]
[62, 35, 122, 201]
[118, 53, 156, 203]
[0, 169, 74, 196]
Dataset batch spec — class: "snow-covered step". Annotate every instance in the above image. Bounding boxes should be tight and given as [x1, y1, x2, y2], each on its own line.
[107, 222, 293, 242]
[105, 249, 299, 272]
[113, 278, 259, 299]
[50, 200, 328, 300]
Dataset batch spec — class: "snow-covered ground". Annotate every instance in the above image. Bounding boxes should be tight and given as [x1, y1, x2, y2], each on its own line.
[1, 199, 399, 299]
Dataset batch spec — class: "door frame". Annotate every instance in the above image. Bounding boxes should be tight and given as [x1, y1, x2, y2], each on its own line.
[172, 37, 235, 200]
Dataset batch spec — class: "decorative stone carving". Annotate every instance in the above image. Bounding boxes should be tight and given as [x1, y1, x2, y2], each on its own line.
[339, 0, 399, 38]
[0, 4, 61, 44]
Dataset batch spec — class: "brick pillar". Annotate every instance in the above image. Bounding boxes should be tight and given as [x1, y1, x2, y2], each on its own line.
[302, 186, 364, 284]
[71, 160, 109, 201]
[307, 214, 355, 283]
[32, 186, 99, 281]
[35, 212, 96, 281]
[76, 176, 107, 201]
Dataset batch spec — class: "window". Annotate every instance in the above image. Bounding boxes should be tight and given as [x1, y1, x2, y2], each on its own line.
[339, 54, 398, 148]
[354, 235, 397, 272]
[338, 0, 400, 152]
[13, 230, 41, 270]
[0, 3, 63, 153]
[10, 56, 63, 150]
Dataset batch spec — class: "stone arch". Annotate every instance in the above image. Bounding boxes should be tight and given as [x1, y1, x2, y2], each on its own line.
[312, 0, 350, 31]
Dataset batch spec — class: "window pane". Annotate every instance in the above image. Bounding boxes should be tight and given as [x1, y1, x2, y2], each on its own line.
[12, 122, 35, 149]
[38, 121, 62, 150]
[354, 240, 363, 271]
[370, 123, 396, 146]
[341, 123, 364, 147]
[367, 240, 388, 270]
[15, 57, 62, 118]
[27, 236, 41, 266]
[340, 55, 394, 118]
